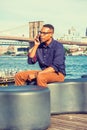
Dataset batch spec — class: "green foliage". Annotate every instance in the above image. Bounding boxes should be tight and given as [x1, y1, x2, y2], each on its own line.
[4, 51, 14, 55]
[64, 47, 71, 55]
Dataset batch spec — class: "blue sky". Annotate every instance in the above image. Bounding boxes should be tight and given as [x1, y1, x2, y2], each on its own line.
[0, 0, 87, 38]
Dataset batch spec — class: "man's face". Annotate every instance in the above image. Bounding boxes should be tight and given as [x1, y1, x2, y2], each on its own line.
[39, 27, 53, 43]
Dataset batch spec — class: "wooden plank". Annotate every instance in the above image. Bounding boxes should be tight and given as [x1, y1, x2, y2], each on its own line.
[47, 114, 87, 130]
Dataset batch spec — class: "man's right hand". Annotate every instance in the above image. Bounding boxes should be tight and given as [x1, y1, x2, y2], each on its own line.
[28, 73, 36, 81]
[34, 35, 41, 46]
[28, 35, 40, 58]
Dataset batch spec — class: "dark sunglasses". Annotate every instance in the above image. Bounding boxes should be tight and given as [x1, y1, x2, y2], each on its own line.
[39, 31, 52, 35]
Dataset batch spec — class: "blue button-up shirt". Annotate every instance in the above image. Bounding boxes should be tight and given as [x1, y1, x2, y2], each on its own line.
[28, 39, 66, 76]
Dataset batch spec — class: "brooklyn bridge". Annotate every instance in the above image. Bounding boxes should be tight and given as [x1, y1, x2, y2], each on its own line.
[0, 21, 87, 46]
[0, 35, 87, 46]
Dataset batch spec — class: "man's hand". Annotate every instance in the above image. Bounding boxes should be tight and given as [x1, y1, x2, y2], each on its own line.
[28, 73, 36, 81]
[28, 35, 40, 58]
[28, 71, 40, 81]
[34, 35, 41, 46]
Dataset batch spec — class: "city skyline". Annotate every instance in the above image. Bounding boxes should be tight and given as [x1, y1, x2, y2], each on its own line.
[0, 0, 87, 38]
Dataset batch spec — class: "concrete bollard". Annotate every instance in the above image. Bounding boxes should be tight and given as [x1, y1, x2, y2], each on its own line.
[48, 79, 87, 114]
[0, 85, 50, 130]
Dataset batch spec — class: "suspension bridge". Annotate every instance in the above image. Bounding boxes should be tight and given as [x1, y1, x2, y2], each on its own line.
[0, 23, 33, 46]
[0, 22, 87, 46]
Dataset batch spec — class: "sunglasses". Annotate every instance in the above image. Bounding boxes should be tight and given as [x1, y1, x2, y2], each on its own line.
[39, 31, 53, 35]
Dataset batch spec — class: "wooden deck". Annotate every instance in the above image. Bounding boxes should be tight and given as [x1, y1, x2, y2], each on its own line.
[47, 114, 87, 130]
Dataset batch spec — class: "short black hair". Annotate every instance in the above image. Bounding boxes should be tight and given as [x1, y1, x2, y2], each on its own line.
[43, 24, 54, 33]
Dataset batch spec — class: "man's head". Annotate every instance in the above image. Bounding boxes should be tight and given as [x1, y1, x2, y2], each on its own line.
[43, 24, 54, 33]
[39, 24, 54, 44]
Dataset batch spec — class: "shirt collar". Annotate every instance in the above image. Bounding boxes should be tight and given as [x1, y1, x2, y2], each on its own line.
[42, 38, 54, 48]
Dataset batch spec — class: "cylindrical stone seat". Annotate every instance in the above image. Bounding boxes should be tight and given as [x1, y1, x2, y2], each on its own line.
[0, 85, 50, 130]
[48, 81, 87, 114]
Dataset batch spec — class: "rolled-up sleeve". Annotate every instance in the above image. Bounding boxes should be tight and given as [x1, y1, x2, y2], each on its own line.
[27, 55, 37, 64]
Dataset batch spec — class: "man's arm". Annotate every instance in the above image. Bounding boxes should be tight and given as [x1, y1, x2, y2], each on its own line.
[28, 36, 40, 58]
[28, 44, 38, 58]
[38, 67, 55, 74]
[27, 36, 41, 64]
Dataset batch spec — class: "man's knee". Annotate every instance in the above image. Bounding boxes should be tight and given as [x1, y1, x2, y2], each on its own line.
[36, 73, 47, 87]
[37, 73, 47, 83]
[37, 73, 44, 80]
[15, 72, 22, 79]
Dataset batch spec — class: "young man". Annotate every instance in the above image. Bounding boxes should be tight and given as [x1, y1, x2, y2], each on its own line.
[15, 24, 66, 87]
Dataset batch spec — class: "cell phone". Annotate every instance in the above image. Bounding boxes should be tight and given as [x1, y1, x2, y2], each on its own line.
[38, 36, 41, 42]
[35, 35, 41, 42]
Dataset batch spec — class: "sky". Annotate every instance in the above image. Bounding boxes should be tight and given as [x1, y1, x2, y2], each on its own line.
[0, 0, 87, 38]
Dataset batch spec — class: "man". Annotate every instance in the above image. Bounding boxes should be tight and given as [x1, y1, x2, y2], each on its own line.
[15, 24, 66, 87]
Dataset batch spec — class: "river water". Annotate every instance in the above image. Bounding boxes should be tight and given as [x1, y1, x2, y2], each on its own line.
[0, 55, 87, 79]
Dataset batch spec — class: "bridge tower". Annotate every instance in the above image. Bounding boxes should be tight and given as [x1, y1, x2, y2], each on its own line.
[29, 21, 44, 39]
[29, 21, 44, 48]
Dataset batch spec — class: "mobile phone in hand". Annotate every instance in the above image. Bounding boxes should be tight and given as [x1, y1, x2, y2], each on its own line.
[35, 35, 41, 43]
[38, 36, 41, 42]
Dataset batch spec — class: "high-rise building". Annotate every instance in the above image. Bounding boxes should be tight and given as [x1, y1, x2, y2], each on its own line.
[86, 28, 87, 36]
[68, 27, 76, 36]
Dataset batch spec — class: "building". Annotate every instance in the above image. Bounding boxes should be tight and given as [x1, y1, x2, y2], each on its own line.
[86, 28, 87, 36]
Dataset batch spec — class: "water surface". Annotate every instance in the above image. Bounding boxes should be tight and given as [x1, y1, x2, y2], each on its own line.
[0, 55, 87, 79]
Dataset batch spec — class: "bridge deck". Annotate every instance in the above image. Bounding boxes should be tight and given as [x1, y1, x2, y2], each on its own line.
[48, 114, 87, 130]
[0, 36, 87, 46]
